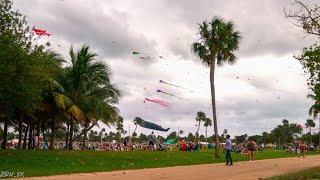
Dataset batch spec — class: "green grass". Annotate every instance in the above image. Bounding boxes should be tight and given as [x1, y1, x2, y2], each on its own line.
[268, 166, 320, 180]
[0, 149, 319, 177]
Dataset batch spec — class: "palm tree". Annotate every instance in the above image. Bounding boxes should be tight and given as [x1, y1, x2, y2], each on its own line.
[132, 117, 143, 137]
[178, 130, 184, 138]
[305, 119, 316, 143]
[282, 119, 289, 144]
[192, 17, 241, 158]
[195, 111, 206, 140]
[222, 129, 228, 142]
[63, 45, 121, 149]
[307, 92, 320, 145]
[203, 118, 212, 143]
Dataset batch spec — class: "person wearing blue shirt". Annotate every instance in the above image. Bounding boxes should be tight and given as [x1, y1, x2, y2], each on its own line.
[225, 135, 233, 166]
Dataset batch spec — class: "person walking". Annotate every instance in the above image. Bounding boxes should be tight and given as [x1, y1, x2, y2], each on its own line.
[225, 135, 233, 166]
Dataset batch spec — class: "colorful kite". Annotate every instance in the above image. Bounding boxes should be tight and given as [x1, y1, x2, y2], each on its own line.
[32, 27, 51, 36]
[159, 80, 183, 89]
[139, 56, 152, 61]
[144, 98, 169, 107]
[137, 117, 170, 132]
[159, 80, 194, 93]
[157, 89, 185, 100]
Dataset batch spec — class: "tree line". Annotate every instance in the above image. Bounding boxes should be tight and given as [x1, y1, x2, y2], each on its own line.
[0, 0, 121, 150]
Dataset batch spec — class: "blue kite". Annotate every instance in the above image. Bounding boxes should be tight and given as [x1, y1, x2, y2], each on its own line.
[138, 118, 170, 132]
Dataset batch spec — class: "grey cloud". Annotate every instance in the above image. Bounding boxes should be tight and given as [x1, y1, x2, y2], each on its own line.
[163, 0, 315, 59]
[14, 0, 156, 59]
[12, 0, 315, 137]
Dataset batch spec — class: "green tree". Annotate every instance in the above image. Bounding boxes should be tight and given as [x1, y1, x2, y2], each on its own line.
[203, 118, 212, 143]
[187, 132, 195, 142]
[307, 90, 320, 145]
[234, 134, 247, 144]
[62, 45, 120, 149]
[132, 117, 143, 137]
[178, 130, 184, 139]
[192, 17, 241, 158]
[282, 119, 289, 144]
[0, 0, 62, 149]
[138, 133, 148, 142]
[167, 131, 177, 140]
[195, 111, 206, 140]
[305, 119, 316, 143]
[262, 132, 269, 144]
[116, 116, 124, 142]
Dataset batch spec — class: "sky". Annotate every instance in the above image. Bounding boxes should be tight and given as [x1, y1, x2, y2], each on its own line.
[12, 0, 320, 138]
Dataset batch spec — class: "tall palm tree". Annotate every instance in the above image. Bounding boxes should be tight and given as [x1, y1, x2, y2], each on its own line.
[132, 117, 143, 137]
[195, 111, 206, 140]
[282, 119, 289, 144]
[307, 92, 320, 146]
[305, 119, 316, 143]
[192, 17, 241, 158]
[203, 117, 212, 143]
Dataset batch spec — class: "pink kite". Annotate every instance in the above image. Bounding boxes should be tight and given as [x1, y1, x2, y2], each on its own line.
[32, 27, 51, 36]
[144, 98, 169, 107]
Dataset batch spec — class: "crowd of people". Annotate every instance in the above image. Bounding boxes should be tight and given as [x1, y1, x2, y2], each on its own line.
[223, 136, 318, 166]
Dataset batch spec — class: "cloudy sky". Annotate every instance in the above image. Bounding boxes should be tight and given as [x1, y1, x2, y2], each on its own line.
[13, 0, 320, 137]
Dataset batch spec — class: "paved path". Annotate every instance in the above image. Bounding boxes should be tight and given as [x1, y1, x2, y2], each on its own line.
[22, 155, 320, 180]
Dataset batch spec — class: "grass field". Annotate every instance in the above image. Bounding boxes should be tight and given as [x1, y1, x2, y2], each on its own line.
[0, 149, 319, 177]
[268, 166, 320, 180]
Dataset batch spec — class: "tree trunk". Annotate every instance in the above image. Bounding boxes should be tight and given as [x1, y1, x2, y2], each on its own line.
[319, 118, 320, 147]
[18, 113, 23, 149]
[1, 118, 8, 149]
[196, 121, 200, 141]
[210, 53, 220, 158]
[205, 127, 208, 143]
[131, 125, 138, 143]
[50, 119, 56, 150]
[22, 123, 29, 149]
[28, 121, 33, 149]
[37, 117, 41, 150]
[65, 124, 69, 149]
[68, 120, 74, 150]
[82, 121, 88, 150]
[310, 127, 312, 143]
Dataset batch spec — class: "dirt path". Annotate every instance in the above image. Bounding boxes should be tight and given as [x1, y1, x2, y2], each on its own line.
[22, 155, 320, 180]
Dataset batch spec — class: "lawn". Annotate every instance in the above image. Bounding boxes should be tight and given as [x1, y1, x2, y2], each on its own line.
[268, 166, 320, 180]
[0, 149, 319, 177]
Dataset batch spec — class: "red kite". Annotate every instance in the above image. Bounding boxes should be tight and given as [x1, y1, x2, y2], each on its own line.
[32, 27, 51, 36]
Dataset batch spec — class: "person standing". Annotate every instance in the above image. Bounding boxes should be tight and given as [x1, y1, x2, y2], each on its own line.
[225, 135, 233, 166]
[148, 131, 156, 150]
[300, 140, 307, 158]
[246, 138, 258, 162]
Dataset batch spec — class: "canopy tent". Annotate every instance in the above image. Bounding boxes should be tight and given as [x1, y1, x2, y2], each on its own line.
[165, 139, 177, 145]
